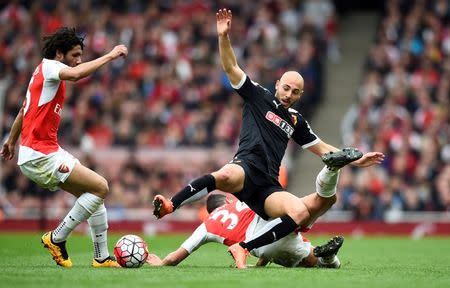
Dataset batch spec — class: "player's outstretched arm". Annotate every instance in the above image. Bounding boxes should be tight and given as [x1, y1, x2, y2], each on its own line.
[307, 141, 339, 156]
[351, 151, 385, 167]
[146, 248, 190, 266]
[217, 8, 245, 86]
[59, 45, 128, 81]
[1, 107, 23, 160]
[307, 141, 384, 168]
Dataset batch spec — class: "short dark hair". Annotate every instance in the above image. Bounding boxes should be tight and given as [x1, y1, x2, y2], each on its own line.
[42, 27, 85, 59]
[206, 194, 227, 213]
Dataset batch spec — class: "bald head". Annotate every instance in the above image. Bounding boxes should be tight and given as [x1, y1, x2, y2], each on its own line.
[280, 71, 304, 89]
[275, 71, 304, 108]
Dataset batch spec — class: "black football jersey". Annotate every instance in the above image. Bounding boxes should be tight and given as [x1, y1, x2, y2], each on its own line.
[233, 75, 320, 180]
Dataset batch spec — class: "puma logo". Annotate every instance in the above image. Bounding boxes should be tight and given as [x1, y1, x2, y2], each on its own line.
[188, 184, 196, 193]
[273, 100, 282, 109]
[58, 164, 69, 173]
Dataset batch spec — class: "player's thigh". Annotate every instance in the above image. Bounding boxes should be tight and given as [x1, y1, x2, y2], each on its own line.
[300, 193, 336, 219]
[59, 162, 109, 198]
[211, 163, 245, 192]
[263, 191, 309, 224]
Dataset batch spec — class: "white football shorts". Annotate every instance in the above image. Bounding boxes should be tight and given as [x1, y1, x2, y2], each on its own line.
[246, 215, 312, 267]
[19, 148, 79, 191]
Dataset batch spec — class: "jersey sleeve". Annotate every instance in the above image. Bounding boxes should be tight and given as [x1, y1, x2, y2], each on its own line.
[180, 223, 209, 254]
[42, 59, 68, 81]
[231, 74, 270, 103]
[291, 118, 321, 148]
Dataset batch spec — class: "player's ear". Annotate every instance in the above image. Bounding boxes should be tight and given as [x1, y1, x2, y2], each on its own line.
[55, 50, 64, 61]
[275, 80, 279, 90]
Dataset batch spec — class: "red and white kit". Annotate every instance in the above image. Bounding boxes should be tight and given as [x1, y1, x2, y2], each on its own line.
[181, 200, 311, 267]
[18, 59, 79, 191]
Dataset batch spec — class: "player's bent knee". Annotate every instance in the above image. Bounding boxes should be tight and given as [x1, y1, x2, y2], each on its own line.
[212, 170, 242, 192]
[94, 177, 109, 199]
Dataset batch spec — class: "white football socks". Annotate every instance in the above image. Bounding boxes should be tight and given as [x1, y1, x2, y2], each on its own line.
[318, 255, 341, 268]
[52, 193, 104, 243]
[88, 204, 110, 261]
[316, 166, 340, 198]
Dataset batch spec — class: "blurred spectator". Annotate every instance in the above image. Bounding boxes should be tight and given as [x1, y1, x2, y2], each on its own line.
[340, 0, 450, 219]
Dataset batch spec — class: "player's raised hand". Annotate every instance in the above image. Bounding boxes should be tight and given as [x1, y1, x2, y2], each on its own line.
[216, 8, 232, 36]
[109, 44, 128, 60]
[1, 141, 15, 160]
[352, 152, 385, 167]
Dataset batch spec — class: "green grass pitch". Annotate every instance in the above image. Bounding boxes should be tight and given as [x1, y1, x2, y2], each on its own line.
[0, 233, 449, 288]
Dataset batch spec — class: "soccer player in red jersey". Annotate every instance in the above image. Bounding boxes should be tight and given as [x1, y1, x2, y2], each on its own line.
[147, 194, 342, 268]
[1, 27, 128, 268]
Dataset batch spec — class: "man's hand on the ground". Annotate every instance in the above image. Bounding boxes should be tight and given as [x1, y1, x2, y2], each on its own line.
[146, 254, 163, 266]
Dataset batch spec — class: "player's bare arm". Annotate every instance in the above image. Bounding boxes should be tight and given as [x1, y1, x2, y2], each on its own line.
[1, 107, 23, 160]
[146, 247, 190, 266]
[217, 8, 245, 86]
[351, 151, 385, 167]
[59, 45, 128, 81]
[307, 140, 340, 156]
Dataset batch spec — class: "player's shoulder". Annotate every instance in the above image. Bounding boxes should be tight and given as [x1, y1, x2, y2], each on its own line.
[287, 107, 301, 115]
[246, 75, 271, 94]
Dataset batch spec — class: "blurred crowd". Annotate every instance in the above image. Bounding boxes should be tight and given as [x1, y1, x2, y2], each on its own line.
[339, 0, 450, 219]
[0, 0, 335, 219]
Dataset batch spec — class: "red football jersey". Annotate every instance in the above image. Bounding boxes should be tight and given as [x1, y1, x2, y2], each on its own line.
[18, 59, 67, 164]
[204, 200, 256, 246]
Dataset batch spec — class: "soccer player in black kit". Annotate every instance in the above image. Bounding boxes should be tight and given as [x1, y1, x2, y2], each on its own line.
[153, 9, 385, 268]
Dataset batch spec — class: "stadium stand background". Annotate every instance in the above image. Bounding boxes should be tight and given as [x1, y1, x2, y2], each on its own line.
[0, 1, 449, 230]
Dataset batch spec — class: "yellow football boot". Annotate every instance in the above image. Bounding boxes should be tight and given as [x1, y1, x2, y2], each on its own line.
[92, 256, 121, 268]
[41, 231, 72, 268]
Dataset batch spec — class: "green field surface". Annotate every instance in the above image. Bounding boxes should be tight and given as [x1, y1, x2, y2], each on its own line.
[0, 233, 449, 288]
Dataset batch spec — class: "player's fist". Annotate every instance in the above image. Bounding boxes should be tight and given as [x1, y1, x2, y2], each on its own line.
[109, 45, 128, 60]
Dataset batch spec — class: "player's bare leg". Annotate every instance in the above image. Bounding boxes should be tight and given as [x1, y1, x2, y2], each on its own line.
[42, 163, 117, 267]
[227, 192, 309, 268]
[153, 164, 244, 218]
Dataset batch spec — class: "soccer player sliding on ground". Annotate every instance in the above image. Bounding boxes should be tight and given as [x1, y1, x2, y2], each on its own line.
[148, 194, 343, 268]
[153, 8, 384, 268]
[1, 27, 128, 268]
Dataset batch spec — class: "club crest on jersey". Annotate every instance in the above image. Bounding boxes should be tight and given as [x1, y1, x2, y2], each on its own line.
[265, 111, 294, 137]
[291, 114, 298, 126]
[58, 164, 70, 173]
